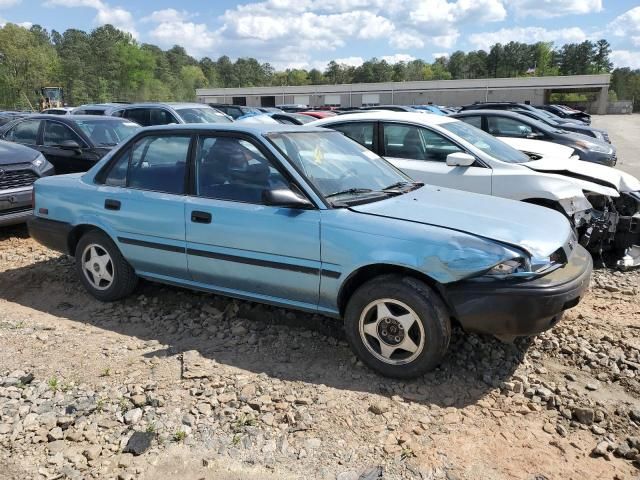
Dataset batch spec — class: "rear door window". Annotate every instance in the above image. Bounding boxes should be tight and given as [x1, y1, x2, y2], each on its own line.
[330, 122, 375, 151]
[149, 109, 178, 125]
[126, 136, 190, 194]
[459, 116, 482, 129]
[487, 116, 533, 137]
[5, 119, 41, 145]
[125, 109, 150, 127]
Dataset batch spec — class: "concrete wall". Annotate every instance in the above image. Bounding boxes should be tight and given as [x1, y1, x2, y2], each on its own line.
[200, 88, 547, 108]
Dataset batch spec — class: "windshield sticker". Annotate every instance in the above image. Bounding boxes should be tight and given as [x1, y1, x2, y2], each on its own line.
[313, 145, 325, 165]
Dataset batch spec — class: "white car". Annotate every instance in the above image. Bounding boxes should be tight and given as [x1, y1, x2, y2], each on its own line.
[309, 112, 640, 268]
[499, 137, 578, 161]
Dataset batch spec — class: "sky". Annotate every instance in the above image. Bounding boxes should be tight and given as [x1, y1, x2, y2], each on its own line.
[1, 0, 639, 70]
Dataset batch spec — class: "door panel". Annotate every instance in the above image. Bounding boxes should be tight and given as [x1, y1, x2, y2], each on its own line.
[96, 134, 191, 279]
[185, 135, 321, 306]
[41, 121, 90, 173]
[381, 122, 492, 195]
[96, 186, 188, 278]
[186, 198, 321, 305]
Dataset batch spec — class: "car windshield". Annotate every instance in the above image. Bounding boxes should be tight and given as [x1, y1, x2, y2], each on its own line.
[74, 119, 141, 146]
[441, 121, 531, 164]
[176, 107, 232, 124]
[267, 131, 414, 203]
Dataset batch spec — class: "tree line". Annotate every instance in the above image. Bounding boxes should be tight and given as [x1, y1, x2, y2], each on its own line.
[0, 22, 638, 110]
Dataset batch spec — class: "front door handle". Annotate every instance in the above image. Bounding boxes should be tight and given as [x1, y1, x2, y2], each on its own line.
[191, 211, 212, 224]
[104, 199, 121, 211]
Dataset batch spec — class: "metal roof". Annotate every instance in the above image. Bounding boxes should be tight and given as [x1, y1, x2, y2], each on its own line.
[197, 74, 611, 97]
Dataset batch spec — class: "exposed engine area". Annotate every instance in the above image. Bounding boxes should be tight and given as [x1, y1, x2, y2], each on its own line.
[581, 192, 640, 269]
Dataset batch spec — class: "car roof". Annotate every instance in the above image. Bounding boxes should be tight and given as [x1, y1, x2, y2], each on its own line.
[455, 109, 531, 116]
[110, 102, 211, 109]
[138, 123, 330, 135]
[24, 114, 135, 122]
[307, 110, 457, 126]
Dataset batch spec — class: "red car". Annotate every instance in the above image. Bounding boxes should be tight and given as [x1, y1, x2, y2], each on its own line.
[298, 111, 337, 119]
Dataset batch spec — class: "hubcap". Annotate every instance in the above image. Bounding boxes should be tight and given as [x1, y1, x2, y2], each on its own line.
[359, 299, 425, 365]
[81, 244, 114, 291]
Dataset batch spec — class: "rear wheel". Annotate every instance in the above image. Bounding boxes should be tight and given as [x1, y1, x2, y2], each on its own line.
[75, 230, 138, 301]
[344, 275, 451, 379]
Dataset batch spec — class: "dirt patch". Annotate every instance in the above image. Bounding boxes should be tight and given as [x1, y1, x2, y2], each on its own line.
[0, 225, 639, 480]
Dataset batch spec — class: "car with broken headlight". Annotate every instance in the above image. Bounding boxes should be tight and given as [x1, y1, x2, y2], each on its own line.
[0, 140, 54, 226]
[308, 112, 640, 269]
[28, 123, 591, 378]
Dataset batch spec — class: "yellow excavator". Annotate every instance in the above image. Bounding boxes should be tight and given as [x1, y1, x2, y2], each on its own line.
[37, 87, 64, 111]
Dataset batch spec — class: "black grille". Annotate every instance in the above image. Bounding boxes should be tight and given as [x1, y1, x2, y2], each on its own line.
[0, 169, 37, 190]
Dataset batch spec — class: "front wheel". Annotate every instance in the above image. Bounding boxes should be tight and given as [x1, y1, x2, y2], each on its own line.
[344, 275, 451, 379]
[75, 230, 138, 301]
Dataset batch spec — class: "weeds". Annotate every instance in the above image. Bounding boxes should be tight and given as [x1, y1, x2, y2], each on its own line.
[173, 430, 186, 442]
[119, 398, 130, 413]
[96, 398, 106, 412]
[232, 414, 256, 433]
[401, 445, 416, 460]
[47, 377, 59, 392]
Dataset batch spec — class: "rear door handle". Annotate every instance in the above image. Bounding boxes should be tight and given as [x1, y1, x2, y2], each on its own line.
[104, 199, 121, 211]
[191, 211, 212, 224]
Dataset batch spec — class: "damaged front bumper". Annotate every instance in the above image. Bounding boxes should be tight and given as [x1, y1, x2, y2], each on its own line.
[580, 191, 640, 269]
[444, 245, 592, 337]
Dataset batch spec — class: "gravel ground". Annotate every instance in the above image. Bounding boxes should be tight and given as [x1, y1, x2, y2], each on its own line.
[0, 223, 639, 480]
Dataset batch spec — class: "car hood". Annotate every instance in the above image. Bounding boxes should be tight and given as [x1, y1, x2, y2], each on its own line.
[498, 137, 575, 159]
[526, 158, 640, 194]
[349, 185, 571, 259]
[0, 140, 40, 165]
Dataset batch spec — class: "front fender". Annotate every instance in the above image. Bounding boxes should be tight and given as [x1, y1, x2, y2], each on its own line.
[319, 220, 524, 313]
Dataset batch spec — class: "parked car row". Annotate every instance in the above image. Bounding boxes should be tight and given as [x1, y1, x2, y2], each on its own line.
[307, 111, 639, 270]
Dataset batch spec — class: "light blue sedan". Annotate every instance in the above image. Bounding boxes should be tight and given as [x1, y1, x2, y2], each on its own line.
[28, 124, 591, 378]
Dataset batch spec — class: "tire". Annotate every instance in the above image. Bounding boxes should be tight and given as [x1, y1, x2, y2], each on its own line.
[344, 274, 451, 379]
[75, 230, 138, 301]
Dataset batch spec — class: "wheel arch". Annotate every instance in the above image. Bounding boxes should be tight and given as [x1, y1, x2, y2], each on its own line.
[336, 263, 452, 318]
[67, 224, 111, 256]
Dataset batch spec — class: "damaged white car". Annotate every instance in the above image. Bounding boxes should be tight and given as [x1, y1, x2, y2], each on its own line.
[498, 137, 579, 161]
[308, 112, 640, 269]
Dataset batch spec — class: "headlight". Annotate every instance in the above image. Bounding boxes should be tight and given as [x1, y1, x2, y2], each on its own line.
[486, 258, 528, 276]
[575, 139, 612, 155]
[31, 155, 46, 169]
[593, 131, 604, 141]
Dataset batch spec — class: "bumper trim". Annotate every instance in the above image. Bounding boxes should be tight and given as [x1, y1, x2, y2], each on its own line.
[0, 208, 32, 227]
[27, 216, 73, 255]
[445, 245, 592, 337]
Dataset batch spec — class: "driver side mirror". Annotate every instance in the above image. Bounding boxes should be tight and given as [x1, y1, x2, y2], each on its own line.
[59, 139, 81, 151]
[263, 188, 314, 209]
[446, 152, 476, 167]
[526, 132, 543, 139]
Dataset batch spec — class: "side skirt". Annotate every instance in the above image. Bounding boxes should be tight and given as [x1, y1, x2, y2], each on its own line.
[136, 271, 342, 319]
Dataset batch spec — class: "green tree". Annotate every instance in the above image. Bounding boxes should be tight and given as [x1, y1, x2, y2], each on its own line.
[0, 23, 58, 109]
[592, 39, 613, 73]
